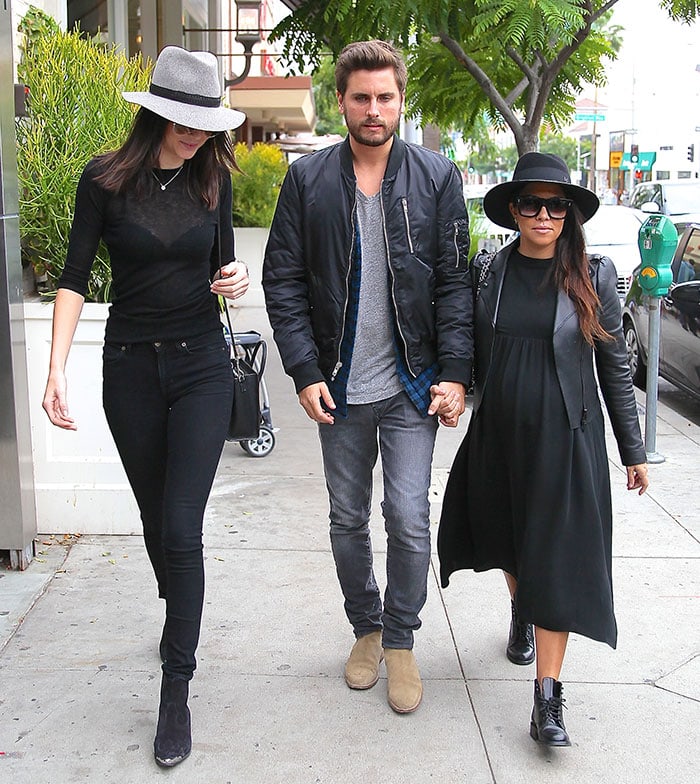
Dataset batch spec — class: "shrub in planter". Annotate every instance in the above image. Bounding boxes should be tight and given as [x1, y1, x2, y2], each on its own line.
[231, 142, 288, 228]
[16, 22, 151, 302]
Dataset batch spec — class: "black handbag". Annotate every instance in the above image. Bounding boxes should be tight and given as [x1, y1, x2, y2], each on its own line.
[227, 349, 260, 441]
[217, 222, 260, 441]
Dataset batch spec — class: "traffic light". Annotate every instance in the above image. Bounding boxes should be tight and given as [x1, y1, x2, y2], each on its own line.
[630, 144, 639, 164]
[688, 144, 695, 162]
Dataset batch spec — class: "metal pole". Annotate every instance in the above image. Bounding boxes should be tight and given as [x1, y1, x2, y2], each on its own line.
[0, 0, 38, 568]
[644, 298, 665, 463]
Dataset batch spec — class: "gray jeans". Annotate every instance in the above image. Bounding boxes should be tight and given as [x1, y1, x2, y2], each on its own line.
[318, 392, 438, 649]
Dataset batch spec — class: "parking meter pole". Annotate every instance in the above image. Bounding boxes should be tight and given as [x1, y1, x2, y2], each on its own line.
[644, 299, 665, 463]
[636, 214, 677, 465]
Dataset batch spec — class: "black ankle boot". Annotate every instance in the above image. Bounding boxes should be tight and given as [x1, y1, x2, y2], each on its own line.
[154, 675, 192, 767]
[506, 601, 535, 665]
[530, 677, 571, 746]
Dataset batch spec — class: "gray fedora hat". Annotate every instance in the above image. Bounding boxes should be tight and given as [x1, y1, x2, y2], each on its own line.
[483, 152, 599, 230]
[122, 46, 246, 132]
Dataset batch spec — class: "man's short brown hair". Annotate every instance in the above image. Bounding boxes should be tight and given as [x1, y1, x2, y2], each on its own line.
[334, 40, 408, 97]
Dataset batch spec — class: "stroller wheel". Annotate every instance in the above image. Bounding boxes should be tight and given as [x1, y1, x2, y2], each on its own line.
[240, 426, 276, 457]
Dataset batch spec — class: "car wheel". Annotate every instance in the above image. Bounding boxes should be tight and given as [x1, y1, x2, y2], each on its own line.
[624, 318, 647, 389]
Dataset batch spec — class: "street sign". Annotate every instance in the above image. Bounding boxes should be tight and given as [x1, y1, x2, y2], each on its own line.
[575, 112, 606, 122]
[609, 150, 623, 168]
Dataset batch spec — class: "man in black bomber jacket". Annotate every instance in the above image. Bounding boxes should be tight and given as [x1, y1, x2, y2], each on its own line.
[263, 40, 472, 714]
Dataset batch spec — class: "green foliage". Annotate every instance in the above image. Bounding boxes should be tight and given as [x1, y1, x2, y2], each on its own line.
[272, 1, 699, 154]
[312, 55, 347, 136]
[661, 0, 700, 23]
[16, 25, 151, 301]
[466, 199, 486, 258]
[539, 131, 578, 170]
[231, 143, 288, 228]
[16, 4, 60, 72]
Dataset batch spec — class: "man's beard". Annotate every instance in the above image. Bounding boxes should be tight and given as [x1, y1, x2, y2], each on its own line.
[345, 116, 400, 147]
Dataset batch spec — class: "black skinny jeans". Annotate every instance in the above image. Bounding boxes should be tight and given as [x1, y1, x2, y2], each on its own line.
[102, 330, 233, 680]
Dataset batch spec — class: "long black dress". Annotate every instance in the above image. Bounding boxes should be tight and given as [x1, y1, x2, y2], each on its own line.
[438, 251, 617, 647]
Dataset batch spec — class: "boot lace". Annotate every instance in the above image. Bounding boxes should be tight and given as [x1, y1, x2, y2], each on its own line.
[539, 693, 567, 725]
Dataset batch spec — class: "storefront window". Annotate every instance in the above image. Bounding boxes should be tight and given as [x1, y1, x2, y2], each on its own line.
[68, 1, 144, 57]
[68, 0, 109, 42]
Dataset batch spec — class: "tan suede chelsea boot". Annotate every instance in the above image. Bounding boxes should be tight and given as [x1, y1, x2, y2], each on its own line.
[344, 630, 383, 690]
[384, 648, 422, 713]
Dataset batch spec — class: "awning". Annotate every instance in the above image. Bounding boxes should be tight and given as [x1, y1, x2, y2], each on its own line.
[228, 76, 316, 134]
[619, 152, 657, 171]
[272, 133, 345, 155]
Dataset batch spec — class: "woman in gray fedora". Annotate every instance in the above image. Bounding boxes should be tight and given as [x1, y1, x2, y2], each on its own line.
[438, 153, 649, 747]
[42, 46, 248, 767]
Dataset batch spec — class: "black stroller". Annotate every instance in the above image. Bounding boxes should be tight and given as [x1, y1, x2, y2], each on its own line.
[224, 328, 276, 457]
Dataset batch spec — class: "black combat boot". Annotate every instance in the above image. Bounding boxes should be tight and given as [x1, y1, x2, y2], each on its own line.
[506, 600, 535, 665]
[530, 677, 571, 746]
[154, 674, 192, 767]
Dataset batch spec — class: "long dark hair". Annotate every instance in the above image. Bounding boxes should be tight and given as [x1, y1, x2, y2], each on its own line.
[93, 108, 239, 209]
[552, 203, 612, 345]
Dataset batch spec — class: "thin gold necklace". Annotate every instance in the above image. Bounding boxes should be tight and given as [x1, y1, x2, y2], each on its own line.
[152, 165, 184, 191]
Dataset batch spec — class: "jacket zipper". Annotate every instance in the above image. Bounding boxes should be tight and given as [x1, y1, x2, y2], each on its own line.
[331, 196, 357, 381]
[383, 190, 416, 377]
[452, 221, 461, 268]
[401, 198, 414, 254]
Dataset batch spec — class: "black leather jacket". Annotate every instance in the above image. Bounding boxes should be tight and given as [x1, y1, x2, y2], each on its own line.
[472, 243, 646, 466]
[263, 136, 472, 393]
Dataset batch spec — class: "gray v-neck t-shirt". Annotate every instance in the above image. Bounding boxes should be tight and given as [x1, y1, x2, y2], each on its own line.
[346, 189, 402, 404]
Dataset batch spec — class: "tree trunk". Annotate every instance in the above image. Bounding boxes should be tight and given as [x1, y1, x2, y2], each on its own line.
[518, 126, 540, 155]
[422, 123, 441, 152]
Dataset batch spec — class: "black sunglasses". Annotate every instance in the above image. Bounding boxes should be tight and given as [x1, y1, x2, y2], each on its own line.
[172, 122, 219, 139]
[513, 195, 573, 220]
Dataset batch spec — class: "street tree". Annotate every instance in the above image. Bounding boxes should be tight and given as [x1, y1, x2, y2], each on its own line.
[273, 0, 700, 155]
[311, 55, 349, 136]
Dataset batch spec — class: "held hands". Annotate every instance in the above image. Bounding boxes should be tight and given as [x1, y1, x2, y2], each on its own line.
[299, 382, 336, 425]
[429, 382, 466, 427]
[42, 370, 77, 430]
[626, 463, 649, 495]
[211, 260, 249, 300]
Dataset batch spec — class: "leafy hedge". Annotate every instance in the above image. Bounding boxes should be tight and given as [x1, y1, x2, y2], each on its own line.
[16, 22, 152, 301]
[231, 142, 287, 228]
[16, 15, 288, 302]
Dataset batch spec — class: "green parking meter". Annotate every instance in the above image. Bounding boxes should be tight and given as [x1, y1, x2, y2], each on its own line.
[637, 214, 676, 296]
[636, 214, 678, 464]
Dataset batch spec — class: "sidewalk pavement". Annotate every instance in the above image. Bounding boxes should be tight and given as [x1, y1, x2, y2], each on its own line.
[1, 304, 698, 784]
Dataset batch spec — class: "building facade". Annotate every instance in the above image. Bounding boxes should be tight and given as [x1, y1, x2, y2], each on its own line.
[11, 1, 315, 140]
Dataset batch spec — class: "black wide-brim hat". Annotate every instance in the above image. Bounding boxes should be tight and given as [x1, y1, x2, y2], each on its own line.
[483, 152, 600, 230]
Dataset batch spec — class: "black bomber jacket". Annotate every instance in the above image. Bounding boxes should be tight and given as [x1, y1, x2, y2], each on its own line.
[471, 243, 646, 466]
[262, 136, 473, 393]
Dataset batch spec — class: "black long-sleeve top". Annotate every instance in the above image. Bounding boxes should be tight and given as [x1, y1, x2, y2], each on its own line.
[59, 158, 234, 343]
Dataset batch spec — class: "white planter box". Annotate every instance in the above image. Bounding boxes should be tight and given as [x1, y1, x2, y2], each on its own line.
[24, 301, 140, 534]
[22, 228, 269, 535]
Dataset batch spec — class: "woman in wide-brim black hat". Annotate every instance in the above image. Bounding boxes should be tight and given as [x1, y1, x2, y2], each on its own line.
[438, 152, 649, 747]
[42, 46, 248, 768]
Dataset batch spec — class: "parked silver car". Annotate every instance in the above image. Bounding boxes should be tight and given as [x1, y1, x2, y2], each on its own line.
[628, 179, 700, 232]
[584, 205, 647, 299]
[623, 223, 700, 400]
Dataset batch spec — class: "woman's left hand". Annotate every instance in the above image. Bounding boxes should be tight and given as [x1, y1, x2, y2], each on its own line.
[626, 463, 649, 495]
[211, 260, 249, 300]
